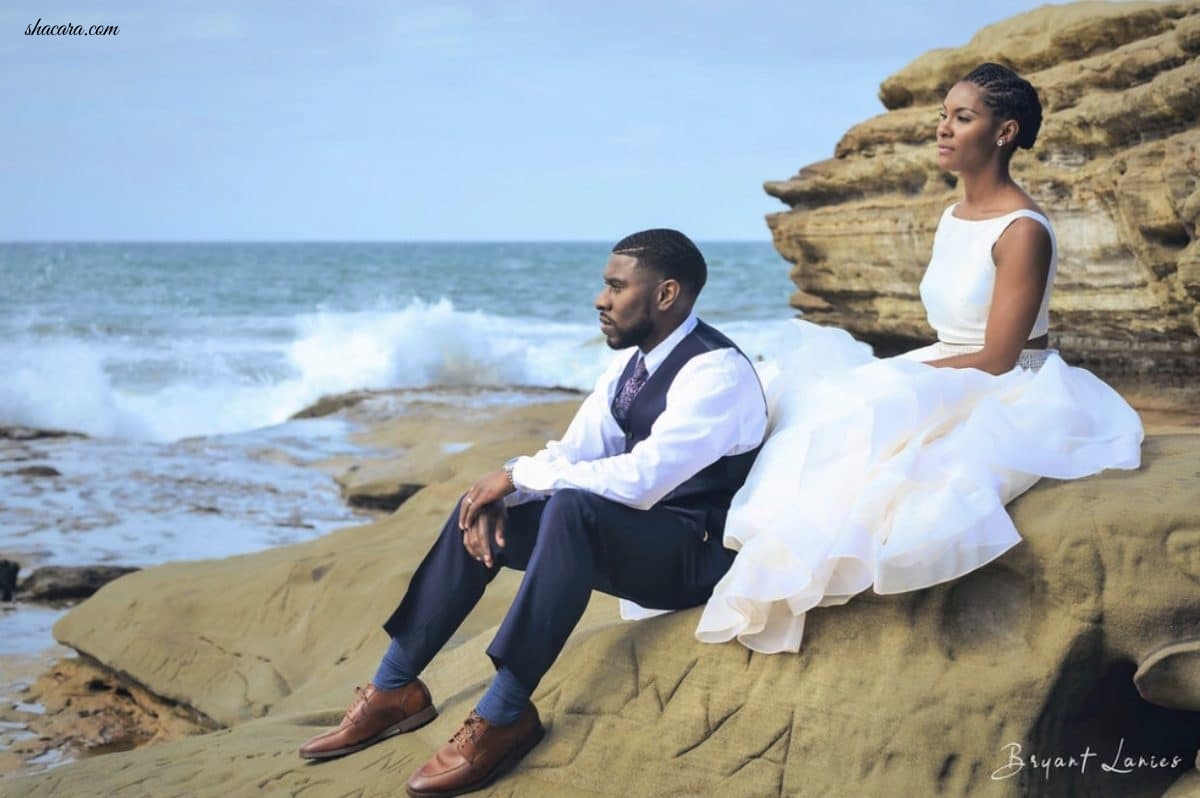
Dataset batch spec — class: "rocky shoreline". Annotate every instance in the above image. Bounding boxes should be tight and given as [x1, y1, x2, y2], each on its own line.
[0, 651, 215, 777]
[0, 388, 583, 782]
[0, 388, 587, 783]
[0, 383, 1197, 796]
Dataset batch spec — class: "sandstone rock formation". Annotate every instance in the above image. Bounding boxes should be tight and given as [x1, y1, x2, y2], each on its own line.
[0, 657, 212, 774]
[5, 397, 1199, 797]
[766, 0, 1200, 409]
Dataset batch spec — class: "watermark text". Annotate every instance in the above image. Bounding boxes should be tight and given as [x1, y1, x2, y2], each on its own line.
[992, 740, 1186, 781]
[25, 19, 119, 36]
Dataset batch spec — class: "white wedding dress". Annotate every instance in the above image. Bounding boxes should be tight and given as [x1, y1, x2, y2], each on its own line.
[694, 206, 1145, 653]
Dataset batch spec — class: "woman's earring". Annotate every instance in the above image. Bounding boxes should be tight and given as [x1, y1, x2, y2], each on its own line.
[997, 139, 1005, 147]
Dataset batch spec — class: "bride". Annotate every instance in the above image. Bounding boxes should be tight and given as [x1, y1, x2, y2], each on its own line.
[693, 63, 1145, 653]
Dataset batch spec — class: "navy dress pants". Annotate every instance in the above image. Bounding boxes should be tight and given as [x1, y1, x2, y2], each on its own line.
[383, 489, 736, 693]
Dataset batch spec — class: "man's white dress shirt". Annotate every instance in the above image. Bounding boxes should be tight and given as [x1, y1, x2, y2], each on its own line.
[507, 314, 766, 512]
[506, 314, 767, 620]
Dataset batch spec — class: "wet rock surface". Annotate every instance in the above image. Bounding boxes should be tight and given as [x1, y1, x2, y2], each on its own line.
[16, 567, 141, 604]
[0, 561, 19, 603]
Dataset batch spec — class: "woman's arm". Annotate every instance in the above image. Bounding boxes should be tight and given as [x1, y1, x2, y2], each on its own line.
[925, 216, 1053, 374]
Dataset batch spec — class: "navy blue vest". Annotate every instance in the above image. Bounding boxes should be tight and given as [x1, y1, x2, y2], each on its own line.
[610, 320, 763, 535]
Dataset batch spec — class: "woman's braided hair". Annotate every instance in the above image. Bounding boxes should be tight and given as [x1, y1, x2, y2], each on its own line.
[962, 62, 1043, 150]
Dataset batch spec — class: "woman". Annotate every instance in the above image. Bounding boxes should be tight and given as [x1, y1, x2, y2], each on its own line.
[694, 63, 1144, 653]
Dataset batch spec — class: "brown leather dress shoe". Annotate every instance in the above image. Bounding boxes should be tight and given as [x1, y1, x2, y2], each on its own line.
[405, 703, 545, 797]
[299, 681, 437, 760]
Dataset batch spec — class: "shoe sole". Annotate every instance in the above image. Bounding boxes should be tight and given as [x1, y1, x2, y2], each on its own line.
[405, 723, 546, 798]
[299, 705, 439, 760]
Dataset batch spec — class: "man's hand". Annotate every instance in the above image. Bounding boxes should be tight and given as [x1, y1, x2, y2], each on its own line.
[461, 502, 507, 568]
[458, 468, 516, 531]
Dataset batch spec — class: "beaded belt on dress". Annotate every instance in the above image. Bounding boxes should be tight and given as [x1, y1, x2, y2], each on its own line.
[933, 340, 1052, 371]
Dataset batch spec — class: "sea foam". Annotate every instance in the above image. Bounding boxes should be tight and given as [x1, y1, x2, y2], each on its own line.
[1, 296, 790, 443]
[1, 300, 608, 442]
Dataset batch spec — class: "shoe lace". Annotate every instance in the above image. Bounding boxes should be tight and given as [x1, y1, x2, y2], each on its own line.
[451, 712, 484, 747]
[343, 685, 372, 726]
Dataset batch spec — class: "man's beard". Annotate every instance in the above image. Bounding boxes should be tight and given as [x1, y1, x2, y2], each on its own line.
[606, 315, 655, 350]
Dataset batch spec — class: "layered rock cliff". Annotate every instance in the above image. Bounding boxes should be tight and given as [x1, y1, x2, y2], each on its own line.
[766, 0, 1200, 408]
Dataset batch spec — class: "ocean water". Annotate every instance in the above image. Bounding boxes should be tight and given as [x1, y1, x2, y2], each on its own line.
[0, 242, 794, 442]
[0, 241, 797, 659]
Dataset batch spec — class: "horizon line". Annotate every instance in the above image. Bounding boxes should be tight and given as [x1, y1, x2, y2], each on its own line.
[0, 238, 776, 246]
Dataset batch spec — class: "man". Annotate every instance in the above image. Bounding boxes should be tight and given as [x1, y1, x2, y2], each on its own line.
[299, 229, 767, 797]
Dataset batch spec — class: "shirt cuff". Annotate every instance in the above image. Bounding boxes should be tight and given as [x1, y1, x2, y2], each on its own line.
[509, 454, 551, 493]
[503, 456, 550, 506]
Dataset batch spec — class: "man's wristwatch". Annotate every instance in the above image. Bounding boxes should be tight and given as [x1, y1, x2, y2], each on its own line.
[503, 459, 517, 490]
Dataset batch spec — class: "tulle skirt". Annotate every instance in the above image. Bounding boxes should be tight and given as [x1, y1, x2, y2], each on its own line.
[693, 320, 1144, 653]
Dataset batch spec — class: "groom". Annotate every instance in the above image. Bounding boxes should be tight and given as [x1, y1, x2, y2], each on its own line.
[299, 228, 767, 797]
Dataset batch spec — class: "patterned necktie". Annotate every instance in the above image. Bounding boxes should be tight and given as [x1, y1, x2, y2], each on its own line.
[612, 357, 649, 421]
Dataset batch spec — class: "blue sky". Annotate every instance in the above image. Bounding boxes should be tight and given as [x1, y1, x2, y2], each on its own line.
[1, 1, 1061, 241]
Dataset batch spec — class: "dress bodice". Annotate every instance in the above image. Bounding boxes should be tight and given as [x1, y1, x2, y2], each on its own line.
[919, 205, 1057, 346]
